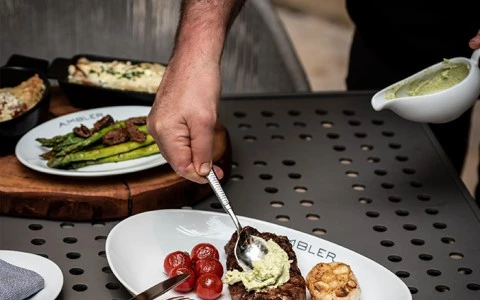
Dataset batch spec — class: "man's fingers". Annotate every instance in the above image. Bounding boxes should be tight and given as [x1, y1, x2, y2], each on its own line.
[469, 30, 480, 49]
[189, 114, 216, 177]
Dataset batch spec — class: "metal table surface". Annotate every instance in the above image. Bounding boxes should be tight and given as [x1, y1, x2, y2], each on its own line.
[1, 92, 480, 300]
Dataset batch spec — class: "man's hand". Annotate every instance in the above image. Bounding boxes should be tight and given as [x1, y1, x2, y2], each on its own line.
[469, 30, 480, 49]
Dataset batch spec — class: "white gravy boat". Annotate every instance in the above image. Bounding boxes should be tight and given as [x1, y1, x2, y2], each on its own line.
[371, 49, 480, 123]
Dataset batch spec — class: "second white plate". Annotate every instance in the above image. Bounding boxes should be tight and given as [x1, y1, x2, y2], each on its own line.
[106, 209, 412, 300]
[15, 106, 166, 177]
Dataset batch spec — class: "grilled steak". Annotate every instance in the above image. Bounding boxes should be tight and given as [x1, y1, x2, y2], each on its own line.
[224, 226, 306, 300]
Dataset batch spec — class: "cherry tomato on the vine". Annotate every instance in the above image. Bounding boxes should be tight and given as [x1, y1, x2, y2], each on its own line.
[194, 258, 224, 278]
[191, 243, 220, 262]
[168, 266, 196, 293]
[195, 273, 223, 300]
[164, 251, 192, 275]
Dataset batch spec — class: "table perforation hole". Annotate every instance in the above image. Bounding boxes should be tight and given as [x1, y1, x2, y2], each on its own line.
[427, 269, 442, 277]
[232, 162, 239, 168]
[358, 197, 372, 204]
[238, 123, 251, 130]
[60, 222, 75, 229]
[288, 110, 301, 116]
[293, 121, 306, 127]
[408, 287, 418, 294]
[28, 224, 43, 231]
[361, 144, 373, 151]
[294, 186, 308, 193]
[389, 143, 402, 150]
[348, 120, 361, 126]
[396, 210, 410, 217]
[288, 173, 301, 179]
[37, 254, 48, 258]
[425, 208, 439, 215]
[259, 174, 273, 180]
[382, 131, 395, 137]
[98, 251, 106, 257]
[435, 285, 450, 292]
[388, 255, 402, 262]
[95, 236, 107, 241]
[411, 239, 425, 246]
[69, 268, 84, 275]
[388, 196, 402, 203]
[372, 119, 384, 125]
[381, 183, 394, 189]
[395, 155, 409, 162]
[270, 201, 284, 208]
[346, 171, 359, 178]
[467, 283, 480, 291]
[261, 110, 274, 117]
[449, 252, 464, 260]
[441, 237, 456, 244]
[233, 111, 246, 118]
[31, 238, 45, 245]
[366, 211, 379, 218]
[300, 200, 314, 207]
[265, 122, 278, 129]
[374, 169, 387, 176]
[333, 145, 346, 152]
[67, 252, 81, 259]
[380, 240, 395, 247]
[403, 168, 416, 175]
[230, 174, 243, 181]
[321, 121, 333, 128]
[92, 222, 105, 227]
[352, 184, 365, 191]
[396, 271, 410, 278]
[339, 158, 352, 164]
[343, 110, 355, 116]
[312, 228, 327, 236]
[419, 253, 433, 261]
[316, 109, 328, 116]
[417, 194, 431, 201]
[373, 225, 387, 232]
[63, 237, 78, 244]
[367, 156, 380, 163]
[410, 181, 423, 188]
[458, 267, 472, 275]
[354, 132, 367, 138]
[102, 266, 112, 273]
[403, 224, 417, 231]
[276, 215, 290, 222]
[271, 134, 284, 140]
[299, 134, 312, 141]
[72, 284, 88, 292]
[433, 222, 447, 229]
[243, 135, 257, 142]
[264, 187, 278, 193]
[327, 132, 339, 139]
[282, 160, 295, 166]
[106, 282, 121, 290]
[306, 214, 320, 221]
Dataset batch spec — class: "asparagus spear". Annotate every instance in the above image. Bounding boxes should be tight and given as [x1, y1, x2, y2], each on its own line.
[48, 134, 155, 169]
[36, 132, 76, 147]
[69, 143, 160, 169]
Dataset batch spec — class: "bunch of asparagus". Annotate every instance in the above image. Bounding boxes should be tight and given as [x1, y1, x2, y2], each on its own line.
[36, 115, 160, 169]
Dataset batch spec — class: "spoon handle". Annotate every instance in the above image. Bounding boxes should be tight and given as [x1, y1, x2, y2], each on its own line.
[206, 169, 242, 232]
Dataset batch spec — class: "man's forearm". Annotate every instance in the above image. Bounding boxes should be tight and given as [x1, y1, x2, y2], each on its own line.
[173, 0, 246, 64]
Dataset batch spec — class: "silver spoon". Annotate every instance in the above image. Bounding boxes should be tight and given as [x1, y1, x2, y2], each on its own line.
[206, 169, 268, 271]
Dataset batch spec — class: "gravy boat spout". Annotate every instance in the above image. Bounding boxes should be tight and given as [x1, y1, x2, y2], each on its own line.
[371, 49, 480, 124]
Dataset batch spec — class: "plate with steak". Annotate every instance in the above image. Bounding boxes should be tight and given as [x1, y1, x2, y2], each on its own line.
[106, 209, 412, 300]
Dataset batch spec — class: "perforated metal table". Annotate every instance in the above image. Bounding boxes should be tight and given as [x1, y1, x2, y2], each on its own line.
[1, 92, 480, 299]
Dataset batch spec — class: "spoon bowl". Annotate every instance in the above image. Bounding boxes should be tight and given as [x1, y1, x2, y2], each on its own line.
[371, 49, 480, 123]
[206, 169, 268, 271]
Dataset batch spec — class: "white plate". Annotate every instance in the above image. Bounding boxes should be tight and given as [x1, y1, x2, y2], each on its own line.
[15, 106, 166, 177]
[106, 209, 412, 300]
[0, 250, 63, 300]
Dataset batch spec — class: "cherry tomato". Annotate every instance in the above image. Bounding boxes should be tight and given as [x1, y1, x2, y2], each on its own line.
[191, 243, 220, 262]
[195, 273, 223, 300]
[163, 251, 192, 275]
[168, 266, 196, 293]
[194, 258, 224, 278]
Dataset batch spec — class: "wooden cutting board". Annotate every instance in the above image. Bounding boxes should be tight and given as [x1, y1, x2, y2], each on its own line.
[0, 88, 232, 221]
